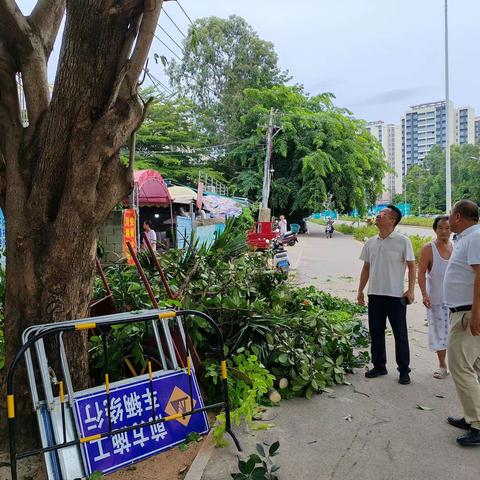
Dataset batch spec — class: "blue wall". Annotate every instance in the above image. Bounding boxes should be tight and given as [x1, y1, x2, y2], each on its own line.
[176, 216, 225, 250]
[311, 210, 338, 220]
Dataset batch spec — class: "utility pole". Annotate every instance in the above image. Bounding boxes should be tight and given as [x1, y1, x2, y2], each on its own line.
[445, 0, 452, 213]
[259, 108, 275, 221]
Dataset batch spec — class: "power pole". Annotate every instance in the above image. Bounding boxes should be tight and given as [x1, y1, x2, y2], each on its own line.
[444, 0, 452, 213]
[259, 108, 275, 222]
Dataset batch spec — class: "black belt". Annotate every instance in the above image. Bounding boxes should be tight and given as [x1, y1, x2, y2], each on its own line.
[449, 305, 472, 313]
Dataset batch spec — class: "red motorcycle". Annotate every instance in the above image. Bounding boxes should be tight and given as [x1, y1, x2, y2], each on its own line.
[278, 230, 298, 247]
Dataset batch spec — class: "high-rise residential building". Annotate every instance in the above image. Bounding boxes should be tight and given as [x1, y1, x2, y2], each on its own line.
[388, 124, 403, 196]
[475, 117, 480, 144]
[366, 121, 403, 202]
[402, 101, 456, 172]
[455, 106, 475, 145]
[401, 101, 477, 174]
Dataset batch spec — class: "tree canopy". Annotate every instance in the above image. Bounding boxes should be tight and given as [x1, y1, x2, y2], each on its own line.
[167, 15, 287, 140]
[221, 85, 386, 217]
[395, 144, 480, 214]
[134, 90, 226, 185]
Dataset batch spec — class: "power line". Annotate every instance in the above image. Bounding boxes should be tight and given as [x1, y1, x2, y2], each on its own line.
[153, 33, 183, 62]
[157, 24, 184, 53]
[162, 9, 187, 39]
[146, 71, 175, 98]
[175, 0, 194, 26]
[146, 72, 178, 99]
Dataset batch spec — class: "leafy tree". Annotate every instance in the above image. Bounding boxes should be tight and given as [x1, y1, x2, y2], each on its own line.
[223, 85, 386, 218]
[0, 0, 163, 439]
[402, 144, 480, 213]
[167, 15, 287, 140]
[134, 90, 227, 185]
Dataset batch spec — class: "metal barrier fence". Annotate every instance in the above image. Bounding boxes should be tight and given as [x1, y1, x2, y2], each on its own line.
[6, 309, 240, 479]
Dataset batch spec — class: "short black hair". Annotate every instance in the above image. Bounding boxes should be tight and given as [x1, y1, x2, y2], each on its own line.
[386, 204, 402, 226]
[453, 200, 479, 222]
[433, 215, 449, 231]
[144, 220, 153, 227]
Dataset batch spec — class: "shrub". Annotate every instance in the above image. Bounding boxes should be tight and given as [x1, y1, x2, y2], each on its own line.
[410, 234, 432, 261]
[400, 216, 435, 228]
[352, 226, 377, 241]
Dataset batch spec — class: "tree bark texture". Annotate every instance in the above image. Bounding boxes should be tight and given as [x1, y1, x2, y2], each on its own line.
[0, 0, 163, 446]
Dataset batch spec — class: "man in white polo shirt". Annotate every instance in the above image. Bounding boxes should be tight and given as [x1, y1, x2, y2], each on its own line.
[357, 205, 416, 385]
[443, 200, 480, 447]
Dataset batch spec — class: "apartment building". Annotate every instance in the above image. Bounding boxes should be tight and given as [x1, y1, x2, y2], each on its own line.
[366, 121, 403, 202]
[401, 101, 476, 173]
[475, 117, 480, 143]
[402, 101, 456, 172]
[456, 106, 475, 145]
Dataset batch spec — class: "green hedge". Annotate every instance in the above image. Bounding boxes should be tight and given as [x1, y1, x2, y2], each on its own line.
[309, 219, 430, 260]
[400, 216, 435, 228]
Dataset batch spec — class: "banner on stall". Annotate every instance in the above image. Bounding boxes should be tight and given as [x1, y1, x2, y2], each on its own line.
[74, 370, 209, 476]
[123, 209, 137, 265]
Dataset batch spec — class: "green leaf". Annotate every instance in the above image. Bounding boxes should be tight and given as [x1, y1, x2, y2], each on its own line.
[256, 443, 266, 457]
[305, 386, 314, 400]
[238, 460, 247, 473]
[277, 353, 288, 365]
[245, 456, 257, 474]
[270, 464, 281, 473]
[269, 441, 280, 456]
[251, 467, 268, 480]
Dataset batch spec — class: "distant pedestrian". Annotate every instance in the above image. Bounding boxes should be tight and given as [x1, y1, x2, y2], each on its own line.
[279, 215, 287, 235]
[142, 220, 157, 251]
[357, 205, 416, 385]
[418, 216, 453, 379]
[443, 200, 480, 447]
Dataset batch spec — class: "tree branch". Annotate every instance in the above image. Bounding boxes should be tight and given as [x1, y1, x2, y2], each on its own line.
[29, 0, 66, 59]
[126, 0, 164, 94]
[0, 41, 26, 208]
[0, 1, 52, 129]
[0, 0, 31, 49]
[19, 47, 50, 128]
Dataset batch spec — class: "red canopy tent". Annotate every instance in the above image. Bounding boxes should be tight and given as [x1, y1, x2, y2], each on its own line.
[133, 169, 171, 206]
[123, 170, 173, 252]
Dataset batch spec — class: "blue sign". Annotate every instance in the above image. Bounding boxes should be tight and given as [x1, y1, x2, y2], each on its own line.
[74, 370, 209, 476]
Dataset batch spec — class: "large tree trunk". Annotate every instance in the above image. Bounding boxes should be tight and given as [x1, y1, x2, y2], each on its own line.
[0, 0, 164, 448]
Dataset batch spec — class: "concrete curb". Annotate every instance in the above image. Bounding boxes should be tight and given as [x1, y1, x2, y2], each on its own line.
[184, 431, 215, 480]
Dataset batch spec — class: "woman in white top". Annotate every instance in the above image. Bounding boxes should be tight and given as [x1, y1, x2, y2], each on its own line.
[418, 216, 453, 379]
[279, 215, 287, 235]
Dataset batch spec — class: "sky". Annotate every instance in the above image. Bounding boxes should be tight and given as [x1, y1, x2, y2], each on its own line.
[17, 0, 480, 124]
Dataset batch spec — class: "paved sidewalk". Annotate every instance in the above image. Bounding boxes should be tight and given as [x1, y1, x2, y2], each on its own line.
[202, 223, 479, 480]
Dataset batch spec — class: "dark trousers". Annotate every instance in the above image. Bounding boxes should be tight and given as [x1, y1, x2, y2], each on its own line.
[368, 295, 410, 374]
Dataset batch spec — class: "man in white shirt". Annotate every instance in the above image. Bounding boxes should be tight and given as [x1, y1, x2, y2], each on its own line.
[142, 220, 157, 251]
[443, 200, 480, 446]
[357, 205, 416, 385]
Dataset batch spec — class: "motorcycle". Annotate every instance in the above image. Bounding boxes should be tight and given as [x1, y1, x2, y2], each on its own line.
[272, 239, 290, 274]
[325, 223, 334, 239]
[278, 231, 298, 247]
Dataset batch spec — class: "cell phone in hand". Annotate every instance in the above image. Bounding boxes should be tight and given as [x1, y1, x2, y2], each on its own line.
[400, 296, 410, 306]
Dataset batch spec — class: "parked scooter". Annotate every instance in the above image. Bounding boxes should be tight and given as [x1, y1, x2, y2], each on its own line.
[272, 239, 290, 274]
[278, 231, 298, 247]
